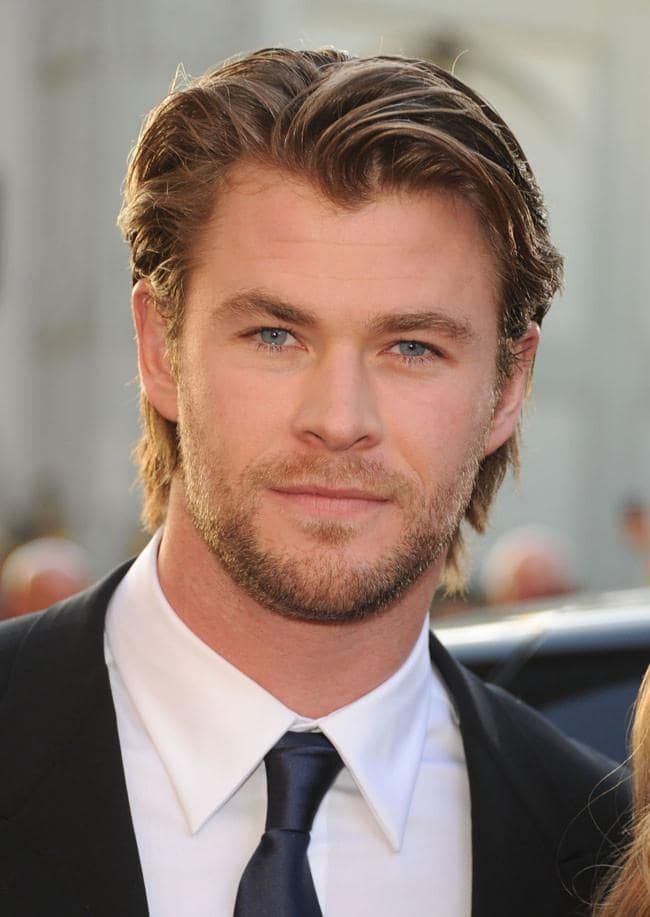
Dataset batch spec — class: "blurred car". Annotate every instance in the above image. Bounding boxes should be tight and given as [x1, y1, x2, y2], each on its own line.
[435, 588, 650, 762]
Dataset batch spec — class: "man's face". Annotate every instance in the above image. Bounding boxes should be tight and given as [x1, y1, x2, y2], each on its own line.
[149, 164, 527, 623]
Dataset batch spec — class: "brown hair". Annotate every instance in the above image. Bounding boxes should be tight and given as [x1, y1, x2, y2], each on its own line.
[593, 668, 650, 916]
[118, 47, 563, 590]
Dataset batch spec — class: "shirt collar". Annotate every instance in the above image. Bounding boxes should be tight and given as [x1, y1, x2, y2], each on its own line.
[105, 533, 442, 850]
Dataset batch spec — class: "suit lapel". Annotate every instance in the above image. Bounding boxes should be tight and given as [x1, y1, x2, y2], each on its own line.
[0, 563, 148, 915]
[428, 633, 517, 915]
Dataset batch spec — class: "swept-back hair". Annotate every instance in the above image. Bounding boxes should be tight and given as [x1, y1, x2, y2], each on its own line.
[118, 47, 563, 591]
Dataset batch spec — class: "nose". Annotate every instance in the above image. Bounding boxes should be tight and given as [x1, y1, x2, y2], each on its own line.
[291, 347, 383, 452]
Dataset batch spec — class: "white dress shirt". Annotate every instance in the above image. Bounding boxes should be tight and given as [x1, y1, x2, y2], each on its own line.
[105, 533, 471, 916]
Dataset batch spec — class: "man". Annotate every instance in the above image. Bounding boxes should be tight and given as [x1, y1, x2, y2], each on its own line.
[0, 48, 628, 916]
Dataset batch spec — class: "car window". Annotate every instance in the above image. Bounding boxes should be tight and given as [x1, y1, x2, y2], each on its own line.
[538, 676, 641, 762]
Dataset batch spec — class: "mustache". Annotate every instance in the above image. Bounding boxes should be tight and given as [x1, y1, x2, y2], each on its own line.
[244, 455, 416, 503]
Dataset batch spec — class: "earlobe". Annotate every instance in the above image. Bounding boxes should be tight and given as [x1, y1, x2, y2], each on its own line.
[484, 323, 541, 457]
[132, 279, 179, 422]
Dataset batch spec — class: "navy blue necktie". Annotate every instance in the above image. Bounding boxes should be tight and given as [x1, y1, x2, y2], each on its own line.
[234, 731, 343, 917]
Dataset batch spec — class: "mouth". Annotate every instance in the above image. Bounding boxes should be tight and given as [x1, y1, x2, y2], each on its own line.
[268, 485, 390, 519]
[273, 484, 388, 500]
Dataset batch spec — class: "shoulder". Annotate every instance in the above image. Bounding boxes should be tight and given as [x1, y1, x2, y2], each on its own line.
[430, 630, 631, 904]
[0, 560, 134, 699]
[430, 626, 625, 785]
[479, 673, 627, 817]
[0, 611, 41, 691]
[0, 562, 134, 811]
[485, 674, 631, 902]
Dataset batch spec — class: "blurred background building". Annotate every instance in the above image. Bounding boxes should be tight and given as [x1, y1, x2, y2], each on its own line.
[1, 0, 648, 591]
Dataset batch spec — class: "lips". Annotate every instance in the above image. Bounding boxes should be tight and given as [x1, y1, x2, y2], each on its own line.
[271, 485, 389, 502]
[267, 484, 390, 520]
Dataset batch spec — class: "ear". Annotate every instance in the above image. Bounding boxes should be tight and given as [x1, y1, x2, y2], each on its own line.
[483, 323, 540, 457]
[132, 279, 179, 422]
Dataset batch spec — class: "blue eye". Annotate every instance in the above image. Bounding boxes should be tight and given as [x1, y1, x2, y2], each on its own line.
[259, 328, 289, 346]
[397, 341, 429, 357]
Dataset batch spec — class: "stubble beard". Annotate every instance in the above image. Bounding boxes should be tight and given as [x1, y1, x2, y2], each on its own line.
[178, 409, 484, 625]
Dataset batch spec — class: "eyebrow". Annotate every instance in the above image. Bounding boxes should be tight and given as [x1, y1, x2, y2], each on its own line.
[367, 311, 478, 344]
[214, 291, 319, 327]
[215, 289, 479, 343]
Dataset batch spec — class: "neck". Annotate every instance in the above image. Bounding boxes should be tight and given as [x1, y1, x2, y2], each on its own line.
[156, 496, 440, 718]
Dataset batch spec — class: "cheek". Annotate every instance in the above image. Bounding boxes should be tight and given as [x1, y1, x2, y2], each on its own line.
[386, 380, 495, 473]
[191, 364, 289, 453]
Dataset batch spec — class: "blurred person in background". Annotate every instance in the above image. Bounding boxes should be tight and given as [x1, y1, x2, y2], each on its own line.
[0, 48, 629, 916]
[0, 536, 92, 619]
[481, 524, 577, 606]
[620, 497, 650, 586]
[593, 667, 650, 916]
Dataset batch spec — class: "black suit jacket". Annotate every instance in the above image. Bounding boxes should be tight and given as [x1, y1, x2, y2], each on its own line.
[0, 563, 630, 916]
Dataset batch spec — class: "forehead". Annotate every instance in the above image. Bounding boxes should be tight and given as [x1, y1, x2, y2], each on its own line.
[189, 162, 500, 327]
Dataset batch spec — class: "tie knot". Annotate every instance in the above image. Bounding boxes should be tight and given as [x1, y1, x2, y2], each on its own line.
[264, 732, 343, 833]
